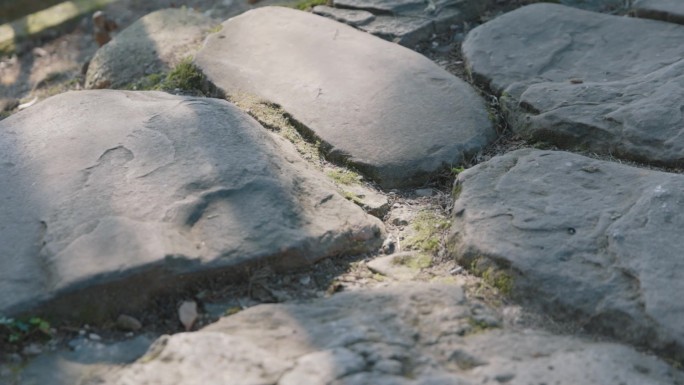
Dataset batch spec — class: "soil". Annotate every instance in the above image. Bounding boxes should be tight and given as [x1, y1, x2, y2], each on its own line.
[0, 0, 632, 363]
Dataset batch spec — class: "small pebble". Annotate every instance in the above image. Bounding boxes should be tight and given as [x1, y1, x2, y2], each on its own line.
[22, 343, 42, 355]
[415, 188, 433, 197]
[299, 275, 311, 285]
[116, 314, 143, 331]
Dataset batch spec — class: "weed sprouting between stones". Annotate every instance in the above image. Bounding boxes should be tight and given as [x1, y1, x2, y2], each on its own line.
[289, 0, 328, 10]
[0, 316, 52, 346]
[124, 57, 206, 95]
[327, 169, 362, 185]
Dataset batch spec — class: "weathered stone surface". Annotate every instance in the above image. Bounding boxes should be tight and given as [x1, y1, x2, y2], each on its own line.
[463, 3, 684, 167]
[94, 283, 683, 384]
[85, 8, 216, 89]
[196, 7, 495, 188]
[0, 90, 383, 320]
[318, 0, 490, 47]
[634, 0, 684, 24]
[4, 336, 154, 385]
[366, 252, 424, 280]
[340, 183, 390, 218]
[450, 149, 684, 357]
[312, 5, 375, 26]
[559, 0, 626, 11]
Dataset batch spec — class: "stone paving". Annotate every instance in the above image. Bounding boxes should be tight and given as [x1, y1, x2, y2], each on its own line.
[2, 1, 684, 384]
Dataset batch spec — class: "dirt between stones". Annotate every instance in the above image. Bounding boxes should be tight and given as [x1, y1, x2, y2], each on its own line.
[0, 0, 673, 372]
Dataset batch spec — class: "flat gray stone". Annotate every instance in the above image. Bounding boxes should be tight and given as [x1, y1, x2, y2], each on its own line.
[366, 252, 426, 280]
[94, 283, 682, 384]
[356, 14, 436, 47]
[0, 90, 383, 321]
[634, 0, 684, 24]
[5, 336, 154, 385]
[319, 0, 490, 47]
[195, 7, 495, 188]
[559, 0, 626, 11]
[450, 149, 684, 357]
[85, 8, 217, 89]
[463, 3, 684, 167]
[313, 5, 375, 26]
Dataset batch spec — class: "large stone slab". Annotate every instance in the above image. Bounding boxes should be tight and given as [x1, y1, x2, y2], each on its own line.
[450, 149, 684, 358]
[559, 0, 626, 11]
[85, 8, 216, 89]
[634, 0, 684, 25]
[195, 7, 495, 188]
[462, 3, 684, 168]
[315, 0, 492, 47]
[92, 283, 682, 384]
[0, 90, 383, 321]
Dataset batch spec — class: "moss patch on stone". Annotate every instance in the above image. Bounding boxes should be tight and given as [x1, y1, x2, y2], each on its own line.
[327, 169, 362, 185]
[469, 257, 514, 296]
[391, 253, 432, 270]
[289, 0, 328, 10]
[405, 210, 451, 253]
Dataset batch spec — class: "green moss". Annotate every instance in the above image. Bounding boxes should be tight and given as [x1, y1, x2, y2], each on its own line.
[208, 24, 223, 34]
[405, 211, 450, 253]
[289, 0, 328, 10]
[392, 253, 433, 270]
[342, 191, 363, 205]
[228, 92, 326, 163]
[482, 267, 513, 296]
[327, 169, 361, 185]
[452, 183, 462, 199]
[469, 257, 514, 296]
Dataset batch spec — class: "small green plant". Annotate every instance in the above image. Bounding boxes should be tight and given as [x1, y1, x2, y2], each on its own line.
[405, 211, 450, 253]
[467, 317, 492, 334]
[451, 166, 465, 175]
[0, 316, 51, 343]
[290, 0, 328, 10]
[124, 73, 164, 91]
[158, 57, 205, 94]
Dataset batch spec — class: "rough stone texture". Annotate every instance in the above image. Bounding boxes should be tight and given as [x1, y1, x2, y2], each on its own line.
[0, 90, 384, 320]
[312, 5, 375, 27]
[634, 0, 684, 25]
[462, 3, 684, 167]
[450, 149, 684, 358]
[93, 283, 683, 385]
[366, 252, 424, 280]
[85, 8, 217, 89]
[559, 0, 626, 11]
[196, 7, 495, 188]
[339, 183, 390, 218]
[315, 0, 491, 47]
[4, 336, 154, 385]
